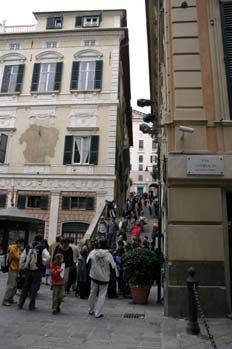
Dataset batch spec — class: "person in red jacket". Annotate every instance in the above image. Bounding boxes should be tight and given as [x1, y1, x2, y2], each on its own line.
[51, 253, 65, 314]
[131, 222, 142, 238]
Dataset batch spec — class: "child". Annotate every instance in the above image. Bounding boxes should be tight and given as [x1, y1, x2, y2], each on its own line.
[51, 253, 65, 315]
[142, 235, 150, 249]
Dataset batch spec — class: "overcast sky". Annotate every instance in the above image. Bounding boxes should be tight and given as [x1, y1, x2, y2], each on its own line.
[1, 0, 150, 112]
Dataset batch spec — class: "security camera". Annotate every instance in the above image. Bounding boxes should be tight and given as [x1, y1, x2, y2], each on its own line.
[179, 126, 195, 133]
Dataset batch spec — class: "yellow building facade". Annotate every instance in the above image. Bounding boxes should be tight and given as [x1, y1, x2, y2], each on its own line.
[0, 10, 132, 248]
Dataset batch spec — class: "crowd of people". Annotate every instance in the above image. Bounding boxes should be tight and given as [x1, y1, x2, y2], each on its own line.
[1, 192, 161, 318]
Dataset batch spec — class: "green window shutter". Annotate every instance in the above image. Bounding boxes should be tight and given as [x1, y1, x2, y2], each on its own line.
[86, 197, 94, 210]
[94, 60, 103, 89]
[15, 64, 25, 93]
[31, 63, 41, 92]
[0, 194, 6, 208]
[220, 1, 232, 117]
[63, 136, 74, 164]
[17, 195, 26, 209]
[40, 195, 48, 209]
[62, 196, 70, 210]
[75, 16, 83, 27]
[46, 17, 55, 29]
[54, 62, 63, 91]
[1, 66, 12, 93]
[0, 134, 8, 163]
[70, 61, 80, 90]
[89, 136, 99, 164]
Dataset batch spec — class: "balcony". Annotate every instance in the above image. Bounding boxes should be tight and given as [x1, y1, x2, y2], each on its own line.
[0, 24, 36, 33]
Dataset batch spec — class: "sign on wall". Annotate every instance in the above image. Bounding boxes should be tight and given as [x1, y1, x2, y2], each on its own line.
[187, 156, 224, 176]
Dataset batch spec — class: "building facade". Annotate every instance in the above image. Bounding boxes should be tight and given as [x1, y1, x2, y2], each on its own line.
[129, 109, 157, 195]
[0, 10, 132, 249]
[145, 0, 232, 317]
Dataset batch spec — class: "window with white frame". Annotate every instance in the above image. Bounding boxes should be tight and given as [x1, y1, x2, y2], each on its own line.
[1, 64, 24, 93]
[138, 164, 143, 171]
[83, 17, 100, 27]
[9, 43, 20, 50]
[39, 63, 56, 92]
[138, 155, 143, 163]
[70, 60, 103, 91]
[46, 41, 57, 48]
[84, 40, 96, 47]
[31, 62, 63, 92]
[63, 135, 99, 165]
[138, 175, 143, 181]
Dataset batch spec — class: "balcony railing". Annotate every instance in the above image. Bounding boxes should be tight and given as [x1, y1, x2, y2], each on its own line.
[0, 25, 36, 33]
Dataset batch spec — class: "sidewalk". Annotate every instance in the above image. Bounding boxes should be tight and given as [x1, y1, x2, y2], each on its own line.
[0, 273, 231, 348]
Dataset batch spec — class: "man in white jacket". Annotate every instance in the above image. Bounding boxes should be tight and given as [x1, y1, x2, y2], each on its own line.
[87, 239, 116, 318]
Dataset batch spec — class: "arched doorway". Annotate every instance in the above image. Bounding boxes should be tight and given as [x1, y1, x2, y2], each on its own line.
[62, 222, 89, 245]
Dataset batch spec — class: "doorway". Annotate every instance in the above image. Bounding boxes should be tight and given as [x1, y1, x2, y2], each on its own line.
[226, 193, 232, 305]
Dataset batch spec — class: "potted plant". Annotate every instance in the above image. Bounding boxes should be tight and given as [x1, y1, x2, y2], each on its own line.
[122, 248, 162, 304]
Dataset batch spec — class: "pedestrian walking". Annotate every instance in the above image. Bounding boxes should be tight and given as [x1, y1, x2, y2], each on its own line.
[51, 253, 65, 314]
[87, 239, 116, 318]
[97, 216, 108, 239]
[2, 238, 24, 306]
[18, 235, 50, 310]
[76, 246, 90, 299]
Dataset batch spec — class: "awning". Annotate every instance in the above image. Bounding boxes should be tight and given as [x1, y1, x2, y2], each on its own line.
[0, 207, 44, 222]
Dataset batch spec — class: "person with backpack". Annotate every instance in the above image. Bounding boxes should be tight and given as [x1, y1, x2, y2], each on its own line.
[18, 234, 50, 311]
[2, 238, 24, 306]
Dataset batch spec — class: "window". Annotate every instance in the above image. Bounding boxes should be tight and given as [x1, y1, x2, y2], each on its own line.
[137, 186, 144, 194]
[139, 140, 144, 150]
[46, 17, 63, 29]
[17, 195, 48, 209]
[152, 140, 158, 151]
[0, 194, 6, 208]
[62, 196, 94, 210]
[150, 155, 157, 164]
[46, 41, 57, 48]
[83, 17, 100, 27]
[1, 64, 24, 93]
[0, 133, 8, 163]
[84, 40, 96, 47]
[31, 62, 63, 92]
[138, 175, 143, 181]
[9, 43, 20, 50]
[75, 16, 100, 28]
[138, 155, 143, 163]
[220, 1, 232, 116]
[63, 135, 99, 165]
[138, 164, 143, 171]
[70, 60, 103, 91]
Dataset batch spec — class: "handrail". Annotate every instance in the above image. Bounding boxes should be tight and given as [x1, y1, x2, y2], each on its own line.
[0, 25, 36, 33]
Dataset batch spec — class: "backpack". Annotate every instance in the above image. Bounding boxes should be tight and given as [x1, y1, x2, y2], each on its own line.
[21, 247, 40, 271]
[1, 253, 10, 273]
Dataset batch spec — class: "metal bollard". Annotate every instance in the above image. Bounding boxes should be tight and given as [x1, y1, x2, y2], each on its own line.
[186, 267, 200, 335]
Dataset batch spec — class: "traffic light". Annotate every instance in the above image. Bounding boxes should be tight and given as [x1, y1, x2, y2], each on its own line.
[137, 99, 152, 107]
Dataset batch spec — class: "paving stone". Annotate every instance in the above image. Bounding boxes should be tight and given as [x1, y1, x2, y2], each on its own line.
[0, 268, 232, 349]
